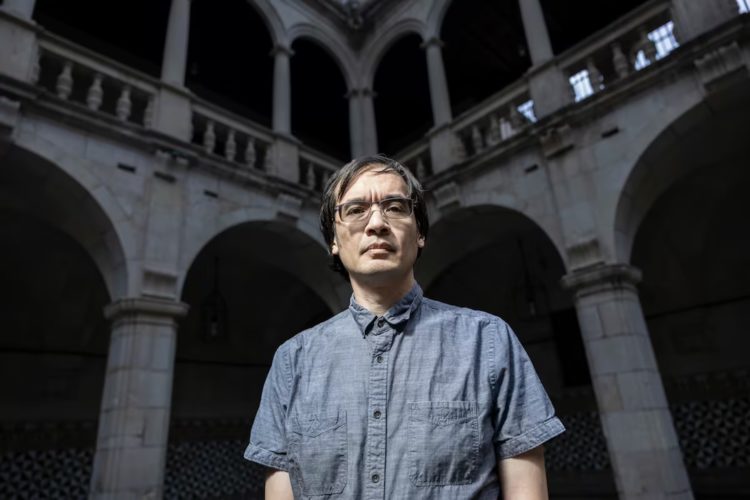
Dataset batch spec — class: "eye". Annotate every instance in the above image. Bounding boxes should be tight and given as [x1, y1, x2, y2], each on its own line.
[343, 203, 367, 216]
[383, 199, 408, 214]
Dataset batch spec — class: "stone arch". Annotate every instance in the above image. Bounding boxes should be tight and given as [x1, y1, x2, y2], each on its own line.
[180, 208, 347, 314]
[425, 0, 454, 39]
[1, 141, 132, 299]
[246, 0, 286, 47]
[287, 23, 357, 91]
[360, 18, 427, 90]
[613, 81, 750, 263]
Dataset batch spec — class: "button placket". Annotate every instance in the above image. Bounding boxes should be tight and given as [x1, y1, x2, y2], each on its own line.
[365, 341, 388, 499]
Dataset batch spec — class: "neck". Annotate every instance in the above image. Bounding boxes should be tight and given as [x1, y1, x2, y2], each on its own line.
[350, 273, 415, 316]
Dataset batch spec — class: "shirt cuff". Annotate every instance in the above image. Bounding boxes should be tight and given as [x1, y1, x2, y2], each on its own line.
[244, 442, 290, 471]
[494, 416, 566, 460]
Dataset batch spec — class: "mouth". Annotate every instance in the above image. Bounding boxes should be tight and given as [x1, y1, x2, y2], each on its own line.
[363, 242, 394, 254]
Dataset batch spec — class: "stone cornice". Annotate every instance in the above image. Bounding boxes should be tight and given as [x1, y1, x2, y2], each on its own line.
[104, 297, 189, 321]
[561, 263, 642, 296]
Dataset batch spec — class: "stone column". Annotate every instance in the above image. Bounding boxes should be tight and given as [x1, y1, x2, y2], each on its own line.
[671, 0, 738, 43]
[517, 0, 570, 118]
[562, 264, 693, 500]
[361, 88, 378, 155]
[421, 37, 452, 127]
[272, 44, 293, 136]
[161, 0, 191, 86]
[1, 0, 36, 19]
[347, 89, 365, 157]
[90, 297, 188, 499]
[518, 0, 553, 65]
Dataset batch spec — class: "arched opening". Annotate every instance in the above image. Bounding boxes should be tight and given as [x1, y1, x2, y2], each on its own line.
[167, 222, 336, 498]
[441, 0, 531, 116]
[418, 206, 617, 498]
[0, 151, 119, 497]
[186, 0, 274, 127]
[374, 34, 432, 156]
[628, 88, 750, 497]
[33, 0, 170, 76]
[291, 38, 350, 160]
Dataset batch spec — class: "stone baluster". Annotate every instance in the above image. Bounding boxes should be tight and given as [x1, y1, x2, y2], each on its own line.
[612, 43, 629, 79]
[640, 27, 657, 63]
[500, 116, 513, 140]
[471, 125, 483, 153]
[487, 115, 500, 145]
[587, 58, 603, 91]
[143, 96, 155, 128]
[87, 74, 104, 111]
[203, 121, 215, 154]
[416, 157, 427, 180]
[509, 104, 526, 129]
[305, 162, 316, 189]
[116, 86, 132, 121]
[225, 129, 236, 162]
[56, 62, 73, 100]
[244, 137, 256, 169]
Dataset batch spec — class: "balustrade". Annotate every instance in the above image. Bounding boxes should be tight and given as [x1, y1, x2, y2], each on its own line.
[395, 141, 432, 181]
[35, 33, 157, 127]
[559, 0, 677, 102]
[192, 106, 270, 172]
[299, 149, 338, 192]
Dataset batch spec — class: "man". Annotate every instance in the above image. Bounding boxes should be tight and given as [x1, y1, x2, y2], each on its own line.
[245, 155, 564, 499]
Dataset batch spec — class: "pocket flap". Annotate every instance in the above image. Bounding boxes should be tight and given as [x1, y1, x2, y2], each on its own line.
[293, 411, 346, 437]
[409, 401, 476, 426]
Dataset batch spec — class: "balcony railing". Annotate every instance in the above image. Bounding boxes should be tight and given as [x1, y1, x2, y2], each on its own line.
[35, 31, 158, 128]
[299, 146, 339, 192]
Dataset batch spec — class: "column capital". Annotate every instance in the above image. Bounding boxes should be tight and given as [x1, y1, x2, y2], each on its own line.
[561, 263, 641, 295]
[270, 44, 294, 57]
[104, 297, 189, 321]
[421, 37, 444, 50]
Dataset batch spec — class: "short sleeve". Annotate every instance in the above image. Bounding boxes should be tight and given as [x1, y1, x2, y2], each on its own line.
[244, 342, 292, 471]
[490, 319, 565, 459]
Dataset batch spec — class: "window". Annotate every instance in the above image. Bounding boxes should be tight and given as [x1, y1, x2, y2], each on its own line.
[569, 69, 595, 101]
[517, 100, 537, 123]
[634, 21, 679, 71]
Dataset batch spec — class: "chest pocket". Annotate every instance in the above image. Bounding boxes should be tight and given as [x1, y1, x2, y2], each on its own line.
[289, 410, 348, 496]
[408, 401, 479, 486]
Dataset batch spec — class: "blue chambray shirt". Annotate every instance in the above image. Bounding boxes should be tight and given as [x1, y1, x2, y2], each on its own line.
[245, 283, 564, 499]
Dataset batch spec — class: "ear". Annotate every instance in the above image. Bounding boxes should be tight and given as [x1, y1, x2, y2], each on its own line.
[417, 235, 425, 248]
[331, 238, 339, 256]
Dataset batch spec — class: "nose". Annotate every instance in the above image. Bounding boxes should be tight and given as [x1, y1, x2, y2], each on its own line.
[364, 204, 390, 235]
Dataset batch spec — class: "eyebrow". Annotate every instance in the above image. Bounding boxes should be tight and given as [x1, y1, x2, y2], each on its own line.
[340, 194, 407, 203]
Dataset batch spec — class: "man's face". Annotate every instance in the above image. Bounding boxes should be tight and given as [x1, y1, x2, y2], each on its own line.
[331, 167, 425, 286]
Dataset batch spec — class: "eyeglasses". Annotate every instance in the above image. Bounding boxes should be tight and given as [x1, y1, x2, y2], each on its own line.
[335, 197, 414, 224]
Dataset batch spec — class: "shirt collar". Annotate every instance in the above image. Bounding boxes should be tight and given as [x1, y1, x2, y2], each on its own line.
[349, 282, 423, 336]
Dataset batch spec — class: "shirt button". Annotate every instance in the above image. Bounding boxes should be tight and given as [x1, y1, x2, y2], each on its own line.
[371, 473, 380, 483]
[373, 410, 381, 419]
[377, 318, 385, 327]
[376, 355, 383, 363]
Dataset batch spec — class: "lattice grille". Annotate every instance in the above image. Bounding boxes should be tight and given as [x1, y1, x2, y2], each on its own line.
[164, 439, 264, 499]
[0, 448, 92, 499]
[674, 397, 750, 469]
[544, 410, 610, 472]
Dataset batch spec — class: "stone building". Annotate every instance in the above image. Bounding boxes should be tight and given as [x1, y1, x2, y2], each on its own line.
[0, 0, 748, 498]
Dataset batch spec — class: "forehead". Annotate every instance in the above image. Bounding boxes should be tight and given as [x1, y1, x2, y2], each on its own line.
[338, 167, 408, 201]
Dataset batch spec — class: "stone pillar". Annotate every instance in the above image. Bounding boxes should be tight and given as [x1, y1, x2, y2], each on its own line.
[518, 0, 553, 65]
[347, 88, 365, 157]
[90, 297, 188, 499]
[361, 88, 378, 155]
[0, 0, 36, 19]
[272, 44, 293, 136]
[517, 0, 571, 118]
[421, 37, 452, 127]
[562, 264, 693, 500]
[161, 0, 191, 86]
[671, 0, 738, 43]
